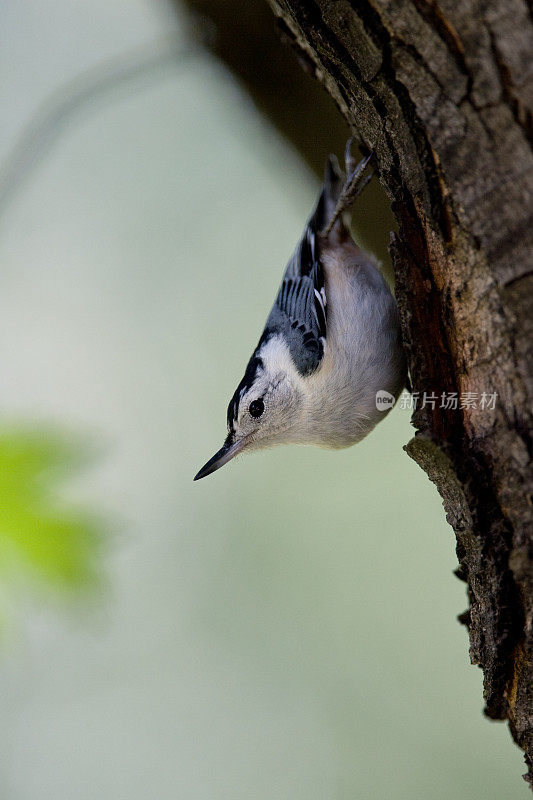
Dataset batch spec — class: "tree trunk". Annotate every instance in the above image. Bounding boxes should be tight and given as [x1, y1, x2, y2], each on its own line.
[264, 0, 533, 785]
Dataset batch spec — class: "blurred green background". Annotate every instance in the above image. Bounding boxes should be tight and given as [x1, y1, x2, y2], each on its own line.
[0, 1, 526, 797]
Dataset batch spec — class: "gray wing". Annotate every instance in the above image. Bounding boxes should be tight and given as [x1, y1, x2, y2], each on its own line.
[264, 156, 344, 376]
[265, 265, 326, 375]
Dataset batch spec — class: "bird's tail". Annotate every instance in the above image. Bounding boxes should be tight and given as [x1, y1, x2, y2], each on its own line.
[300, 155, 344, 257]
[321, 144, 374, 240]
[323, 154, 345, 221]
[319, 154, 346, 241]
[286, 146, 371, 278]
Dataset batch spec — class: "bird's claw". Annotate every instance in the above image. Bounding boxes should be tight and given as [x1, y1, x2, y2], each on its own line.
[323, 140, 374, 236]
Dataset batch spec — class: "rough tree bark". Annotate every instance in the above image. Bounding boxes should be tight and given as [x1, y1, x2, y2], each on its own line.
[261, 0, 533, 785]
[181, 0, 533, 784]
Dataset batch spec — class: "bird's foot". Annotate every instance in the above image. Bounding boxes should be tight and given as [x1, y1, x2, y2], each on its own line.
[340, 137, 374, 211]
[323, 138, 374, 236]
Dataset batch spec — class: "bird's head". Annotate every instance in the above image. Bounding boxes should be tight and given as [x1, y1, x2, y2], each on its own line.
[194, 336, 304, 480]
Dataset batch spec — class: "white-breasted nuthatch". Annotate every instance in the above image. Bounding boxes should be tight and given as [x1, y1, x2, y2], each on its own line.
[194, 142, 406, 480]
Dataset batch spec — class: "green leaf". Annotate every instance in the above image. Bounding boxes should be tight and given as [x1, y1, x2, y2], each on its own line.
[0, 427, 103, 593]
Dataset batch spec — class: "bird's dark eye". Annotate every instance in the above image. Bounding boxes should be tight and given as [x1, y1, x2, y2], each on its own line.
[249, 398, 264, 418]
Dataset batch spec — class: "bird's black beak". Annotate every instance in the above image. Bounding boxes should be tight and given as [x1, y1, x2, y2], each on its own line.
[193, 436, 246, 481]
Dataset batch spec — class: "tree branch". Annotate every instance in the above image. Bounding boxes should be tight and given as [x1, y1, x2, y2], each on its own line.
[265, 0, 533, 784]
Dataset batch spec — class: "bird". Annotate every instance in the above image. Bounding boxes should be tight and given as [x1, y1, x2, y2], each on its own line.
[194, 141, 406, 481]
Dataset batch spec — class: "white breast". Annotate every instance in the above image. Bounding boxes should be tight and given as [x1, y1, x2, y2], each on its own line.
[297, 241, 406, 448]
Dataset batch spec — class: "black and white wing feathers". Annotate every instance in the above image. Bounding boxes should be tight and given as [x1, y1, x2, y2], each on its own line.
[264, 156, 343, 376]
[226, 156, 344, 431]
